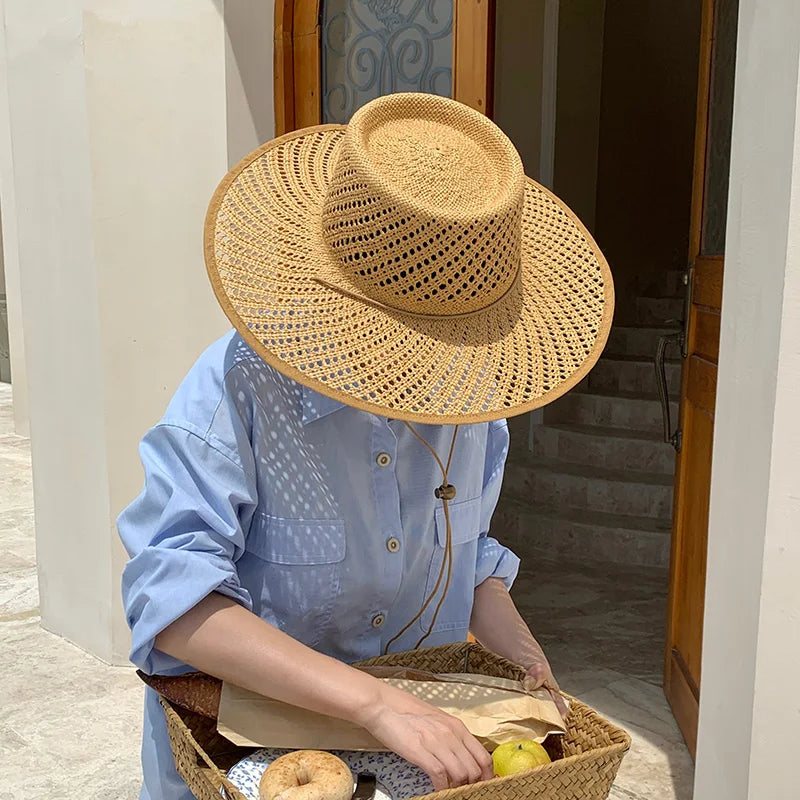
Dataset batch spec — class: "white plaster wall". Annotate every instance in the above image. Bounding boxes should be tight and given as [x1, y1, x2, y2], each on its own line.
[747, 74, 800, 794]
[694, 0, 800, 797]
[82, 0, 233, 661]
[1, 0, 274, 663]
[2, 0, 114, 659]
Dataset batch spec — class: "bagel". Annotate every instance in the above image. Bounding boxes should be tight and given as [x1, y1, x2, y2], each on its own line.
[259, 750, 353, 800]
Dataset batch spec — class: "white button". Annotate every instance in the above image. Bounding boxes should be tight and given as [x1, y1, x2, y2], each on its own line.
[376, 452, 392, 467]
[386, 537, 400, 553]
[371, 613, 385, 628]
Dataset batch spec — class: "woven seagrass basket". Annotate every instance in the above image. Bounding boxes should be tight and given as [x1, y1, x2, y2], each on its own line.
[160, 643, 630, 800]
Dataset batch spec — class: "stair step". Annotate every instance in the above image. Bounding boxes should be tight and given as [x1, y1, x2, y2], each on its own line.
[503, 456, 674, 520]
[494, 498, 671, 568]
[635, 296, 684, 325]
[605, 325, 681, 359]
[582, 354, 681, 396]
[527, 422, 676, 474]
[545, 389, 678, 434]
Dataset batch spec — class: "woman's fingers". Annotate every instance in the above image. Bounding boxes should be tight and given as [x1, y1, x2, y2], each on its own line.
[523, 660, 553, 689]
[367, 685, 493, 789]
[461, 731, 494, 781]
[408, 726, 490, 789]
[548, 688, 569, 720]
[413, 752, 450, 792]
[445, 717, 493, 783]
[433, 745, 477, 787]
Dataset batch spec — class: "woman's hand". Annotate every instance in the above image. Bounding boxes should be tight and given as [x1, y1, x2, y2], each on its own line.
[156, 593, 492, 791]
[470, 578, 569, 720]
[522, 650, 569, 720]
[359, 682, 494, 791]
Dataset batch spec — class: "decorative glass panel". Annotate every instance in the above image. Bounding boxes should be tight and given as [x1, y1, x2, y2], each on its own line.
[322, 0, 454, 124]
[701, 0, 739, 255]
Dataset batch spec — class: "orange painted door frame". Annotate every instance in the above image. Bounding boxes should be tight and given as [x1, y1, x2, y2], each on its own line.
[663, 0, 737, 756]
[273, 0, 496, 135]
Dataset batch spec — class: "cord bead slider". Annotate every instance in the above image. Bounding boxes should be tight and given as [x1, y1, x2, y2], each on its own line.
[434, 484, 457, 501]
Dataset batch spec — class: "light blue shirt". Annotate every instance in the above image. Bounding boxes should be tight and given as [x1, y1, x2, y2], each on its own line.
[118, 331, 519, 800]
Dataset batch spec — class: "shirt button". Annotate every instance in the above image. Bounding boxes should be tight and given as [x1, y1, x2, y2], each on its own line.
[386, 537, 401, 553]
[371, 613, 385, 629]
[376, 452, 392, 467]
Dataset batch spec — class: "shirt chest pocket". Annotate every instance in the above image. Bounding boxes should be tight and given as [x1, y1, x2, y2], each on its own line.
[245, 514, 346, 646]
[420, 496, 482, 634]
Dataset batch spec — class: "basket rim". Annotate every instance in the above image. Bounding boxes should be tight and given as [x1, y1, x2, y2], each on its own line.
[160, 642, 631, 800]
[163, 693, 630, 800]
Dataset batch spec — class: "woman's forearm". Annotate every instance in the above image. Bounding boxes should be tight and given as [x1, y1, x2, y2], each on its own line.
[154, 591, 495, 789]
[154, 591, 381, 726]
[471, 578, 567, 717]
[469, 577, 549, 670]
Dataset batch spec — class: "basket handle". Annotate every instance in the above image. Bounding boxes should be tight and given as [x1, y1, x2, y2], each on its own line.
[159, 697, 241, 800]
[193, 737, 239, 800]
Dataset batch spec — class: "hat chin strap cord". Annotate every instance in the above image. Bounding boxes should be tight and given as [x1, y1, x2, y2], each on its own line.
[383, 423, 460, 655]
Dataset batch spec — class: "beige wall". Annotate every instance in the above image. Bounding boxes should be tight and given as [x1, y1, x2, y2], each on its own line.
[0, 11, 28, 430]
[0, 201, 8, 384]
[695, 1, 800, 796]
[1, 0, 274, 663]
[3, 0, 113, 658]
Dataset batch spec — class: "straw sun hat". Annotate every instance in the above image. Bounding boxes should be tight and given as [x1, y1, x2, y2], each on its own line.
[205, 92, 613, 424]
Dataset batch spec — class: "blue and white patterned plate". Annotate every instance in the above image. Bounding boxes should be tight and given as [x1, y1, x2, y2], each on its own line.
[226, 749, 434, 800]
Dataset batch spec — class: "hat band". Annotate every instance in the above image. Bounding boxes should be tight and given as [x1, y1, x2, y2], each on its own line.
[312, 264, 521, 321]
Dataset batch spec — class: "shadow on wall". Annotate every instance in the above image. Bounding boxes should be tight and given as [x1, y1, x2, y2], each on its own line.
[221, 0, 276, 165]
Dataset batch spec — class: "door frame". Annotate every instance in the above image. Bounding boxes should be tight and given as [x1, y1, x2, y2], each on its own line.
[663, 0, 726, 756]
[272, 0, 496, 135]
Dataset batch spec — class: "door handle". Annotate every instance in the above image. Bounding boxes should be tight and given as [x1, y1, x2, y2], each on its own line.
[655, 331, 684, 452]
[655, 266, 693, 452]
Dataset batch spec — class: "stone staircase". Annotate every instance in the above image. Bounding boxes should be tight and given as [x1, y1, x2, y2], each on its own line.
[497, 271, 685, 568]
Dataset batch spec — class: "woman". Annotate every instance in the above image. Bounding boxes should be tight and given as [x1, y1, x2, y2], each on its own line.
[119, 92, 613, 800]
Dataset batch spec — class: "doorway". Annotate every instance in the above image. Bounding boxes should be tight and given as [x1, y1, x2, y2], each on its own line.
[272, 1, 739, 797]
[495, 1, 738, 794]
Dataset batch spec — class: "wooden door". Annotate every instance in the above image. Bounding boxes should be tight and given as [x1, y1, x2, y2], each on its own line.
[663, 0, 738, 756]
[273, 0, 495, 135]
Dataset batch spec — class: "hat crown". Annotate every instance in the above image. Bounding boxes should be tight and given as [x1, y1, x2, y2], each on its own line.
[321, 93, 525, 315]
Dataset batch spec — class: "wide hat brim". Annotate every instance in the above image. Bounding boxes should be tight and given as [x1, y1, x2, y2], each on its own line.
[205, 124, 614, 424]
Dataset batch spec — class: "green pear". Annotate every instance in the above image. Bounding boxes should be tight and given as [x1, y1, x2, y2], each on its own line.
[492, 740, 551, 777]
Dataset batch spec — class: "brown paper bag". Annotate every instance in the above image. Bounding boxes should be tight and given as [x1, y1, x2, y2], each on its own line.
[217, 671, 566, 751]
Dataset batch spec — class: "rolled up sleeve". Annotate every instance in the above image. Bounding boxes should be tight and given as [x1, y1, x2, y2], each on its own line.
[118, 423, 257, 674]
[475, 419, 520, 590]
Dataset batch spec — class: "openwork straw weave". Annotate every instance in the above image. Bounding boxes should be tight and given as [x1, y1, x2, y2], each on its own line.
[205, 93, 614, 424]
[160, 643, 630, 800]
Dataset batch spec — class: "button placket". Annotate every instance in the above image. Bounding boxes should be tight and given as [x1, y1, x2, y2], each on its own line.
[370, 419, 403, 638]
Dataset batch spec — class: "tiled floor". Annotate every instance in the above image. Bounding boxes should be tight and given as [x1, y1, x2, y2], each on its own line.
[0, 384, 692, 798]
[513, 560, 694, 799]
[0, 384, 143, 799]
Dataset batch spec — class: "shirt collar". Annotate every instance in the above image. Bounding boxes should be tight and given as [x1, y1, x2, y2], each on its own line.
[301, 384, 347, 425]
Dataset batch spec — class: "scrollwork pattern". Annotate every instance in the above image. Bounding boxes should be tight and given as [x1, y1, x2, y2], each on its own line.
[322, 0, 453, 124]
